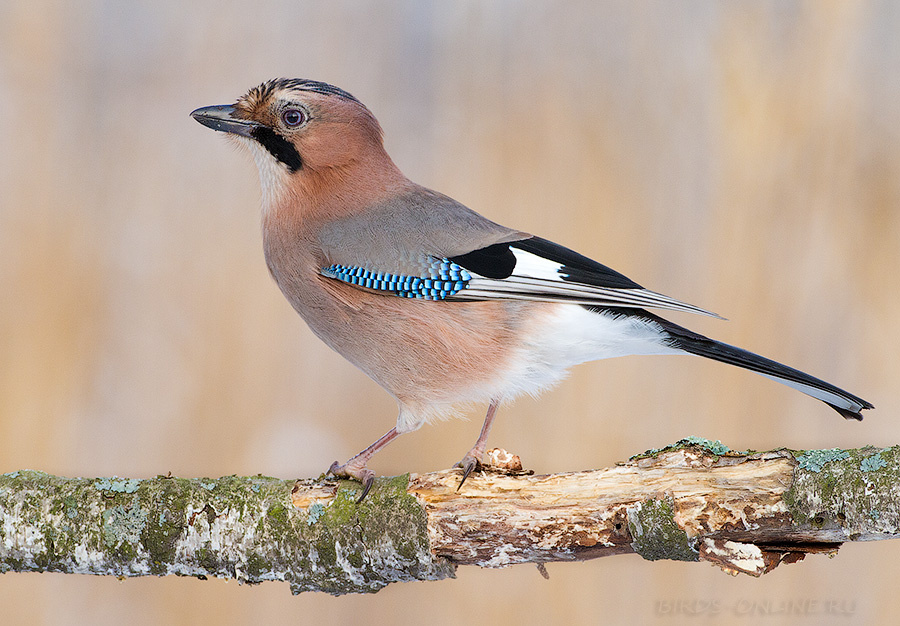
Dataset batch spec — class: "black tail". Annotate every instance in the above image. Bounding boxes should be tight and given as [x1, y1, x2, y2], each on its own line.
[593, 307, 874, 420]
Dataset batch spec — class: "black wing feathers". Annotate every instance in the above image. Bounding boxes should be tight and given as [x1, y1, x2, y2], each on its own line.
[511, 237, 643, 289]
[450, 236, 645, 289]
[448, 242, 517, 279]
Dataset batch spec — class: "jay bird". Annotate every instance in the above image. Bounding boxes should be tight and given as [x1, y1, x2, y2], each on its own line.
[192, 78, 872, 500]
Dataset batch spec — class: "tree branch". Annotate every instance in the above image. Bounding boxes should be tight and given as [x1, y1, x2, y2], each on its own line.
[2, 439, 898, 594]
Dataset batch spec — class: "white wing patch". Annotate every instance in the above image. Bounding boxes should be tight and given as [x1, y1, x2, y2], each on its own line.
[454, 248, 722, 318]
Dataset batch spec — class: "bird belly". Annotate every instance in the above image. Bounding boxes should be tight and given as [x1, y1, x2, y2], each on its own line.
[286, 277, 535, 422]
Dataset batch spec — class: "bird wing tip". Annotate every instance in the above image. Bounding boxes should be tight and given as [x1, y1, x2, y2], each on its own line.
[834, 405, 868, 421]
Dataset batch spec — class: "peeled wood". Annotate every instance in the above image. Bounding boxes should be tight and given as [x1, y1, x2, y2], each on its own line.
[2, 441, 899, 594]
[405, 447, 829, 576]
[305, 441, 900, 577]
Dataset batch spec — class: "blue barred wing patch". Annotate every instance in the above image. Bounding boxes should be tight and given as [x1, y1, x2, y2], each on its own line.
[321, 259, 472, 300]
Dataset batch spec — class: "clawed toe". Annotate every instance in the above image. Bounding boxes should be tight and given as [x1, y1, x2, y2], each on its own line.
[456, 454, 482, 491]
[328, 461, 376, 503]
[356, 470, 375, 503]
[455, 400, 499, 491]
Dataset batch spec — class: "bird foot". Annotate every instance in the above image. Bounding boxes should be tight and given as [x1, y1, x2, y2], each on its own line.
[328, 460, 376, 503]
[456, 452, 483, 491]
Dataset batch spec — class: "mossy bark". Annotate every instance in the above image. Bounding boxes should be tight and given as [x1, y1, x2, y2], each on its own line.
[0, 471, 453, 595]
[3, 440, 900, 594]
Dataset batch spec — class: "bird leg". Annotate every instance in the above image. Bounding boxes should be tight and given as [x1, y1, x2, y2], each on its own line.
[456, 399, 500, 490]
[328, 427, 401, 502]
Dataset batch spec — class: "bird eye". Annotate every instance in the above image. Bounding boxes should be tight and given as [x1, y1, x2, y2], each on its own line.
[281, 108, 306, 127]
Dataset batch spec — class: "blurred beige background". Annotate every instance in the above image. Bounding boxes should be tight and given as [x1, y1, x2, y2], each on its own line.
[1, 1, 898, 624]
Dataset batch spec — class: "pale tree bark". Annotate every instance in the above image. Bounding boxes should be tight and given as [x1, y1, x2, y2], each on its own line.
[1, 439, 898, 594]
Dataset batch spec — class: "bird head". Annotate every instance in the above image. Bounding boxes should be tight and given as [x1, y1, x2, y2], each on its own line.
[192, 79, 400, 209]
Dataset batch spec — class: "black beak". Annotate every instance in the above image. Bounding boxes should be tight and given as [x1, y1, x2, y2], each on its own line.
[190, 105, 259, 138]
[192, 103, 304, 172]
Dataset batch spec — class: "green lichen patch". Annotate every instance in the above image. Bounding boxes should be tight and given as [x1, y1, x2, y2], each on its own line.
[784, 446, 900, 538]
[796, 449, 850, 473]
[860, 452, 888, 472]
[94, 477, 141, 493]
[627, 496, 698, 562]
[5, 469, 52, 487]
[631, 437, 735, 460]
[102, 498, 148, 547]
[681, 436, 731, 455]
[306, 503, 325, 526]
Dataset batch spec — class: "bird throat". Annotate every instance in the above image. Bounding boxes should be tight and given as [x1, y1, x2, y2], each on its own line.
[241, 138, 293, 210]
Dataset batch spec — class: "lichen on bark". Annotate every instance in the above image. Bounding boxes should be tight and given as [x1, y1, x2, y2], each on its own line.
[0, 471, 453, 594]
[784, 445, 900, 540]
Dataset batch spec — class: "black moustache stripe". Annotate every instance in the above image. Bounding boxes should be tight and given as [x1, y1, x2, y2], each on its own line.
[250, 126, 303, 172]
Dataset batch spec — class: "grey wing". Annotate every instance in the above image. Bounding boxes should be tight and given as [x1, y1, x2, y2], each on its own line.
[317, 186, 718, 317]
[316, 185, 528, 275]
